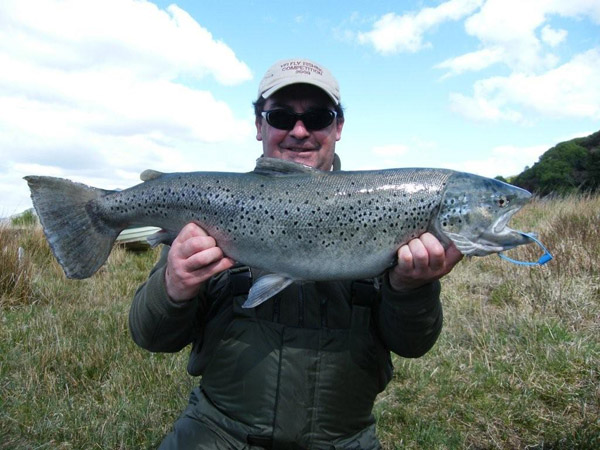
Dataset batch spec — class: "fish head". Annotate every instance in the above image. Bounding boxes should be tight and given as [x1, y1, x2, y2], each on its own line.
[433, 172, 532, 256]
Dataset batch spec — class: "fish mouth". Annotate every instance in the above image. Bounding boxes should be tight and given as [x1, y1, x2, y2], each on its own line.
[466, 188, 535, 255]
[492, 206, 519, 234]
[483, 207, 532, 250]
[444, 205, 533, 256]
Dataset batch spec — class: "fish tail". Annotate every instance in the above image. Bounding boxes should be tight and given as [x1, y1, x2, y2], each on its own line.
[24, 176, 122, 279]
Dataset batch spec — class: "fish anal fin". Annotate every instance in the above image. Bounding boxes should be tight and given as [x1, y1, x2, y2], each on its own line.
[242, 274, 294, 308]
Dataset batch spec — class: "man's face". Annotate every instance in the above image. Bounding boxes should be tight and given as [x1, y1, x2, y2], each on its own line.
[255, 85, 344, 171]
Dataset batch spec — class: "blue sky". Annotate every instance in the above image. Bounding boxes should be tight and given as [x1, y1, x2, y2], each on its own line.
[1, 0, 599, 215]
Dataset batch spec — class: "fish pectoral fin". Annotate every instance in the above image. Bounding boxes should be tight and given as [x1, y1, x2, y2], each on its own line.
[253, 157, 321, 176]
[445, 232, 504, 256]
[242, 274, 294, 308]
[444, 232, 477, 255]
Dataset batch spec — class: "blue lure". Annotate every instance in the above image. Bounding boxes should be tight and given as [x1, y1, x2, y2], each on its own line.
[498, 232, 553, 266]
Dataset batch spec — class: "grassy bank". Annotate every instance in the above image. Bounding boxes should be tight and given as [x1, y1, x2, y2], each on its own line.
[375, 194, 600, 449]
[1, 195, 599, 449]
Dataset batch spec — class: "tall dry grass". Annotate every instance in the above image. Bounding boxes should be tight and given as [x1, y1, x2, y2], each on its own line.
[0, 225, 50, 305]
[376, 194, 599, 449]
[1, 195, 599, 449]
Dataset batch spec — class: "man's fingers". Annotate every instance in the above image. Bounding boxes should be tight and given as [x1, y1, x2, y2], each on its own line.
[407, 238, 428, 270]
[189, 257, 236, 280]
[389, 233, 464, 292]
[177, 235, 217, 260]
[397, 244, 414, 271]
[165, 223, 235, 301]
[174, 223, 209, 245]
[183, 245, 225, 273]
[419, 232, 445, 271]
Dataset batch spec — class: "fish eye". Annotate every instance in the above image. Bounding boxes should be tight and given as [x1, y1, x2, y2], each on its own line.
[497, 196, 509, 207]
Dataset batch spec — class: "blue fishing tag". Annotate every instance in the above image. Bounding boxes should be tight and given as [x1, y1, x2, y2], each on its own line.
[498, 232, 553, 266]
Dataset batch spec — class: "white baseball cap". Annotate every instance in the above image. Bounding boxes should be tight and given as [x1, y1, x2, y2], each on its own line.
[257, 58, 340, 105]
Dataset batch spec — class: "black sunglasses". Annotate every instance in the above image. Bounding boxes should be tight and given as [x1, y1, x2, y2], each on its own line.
[261, 108, 337, 131]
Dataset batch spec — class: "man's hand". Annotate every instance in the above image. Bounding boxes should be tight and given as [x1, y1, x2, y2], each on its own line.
[389, 232, 463, 292]
[165, 223, 235, 302]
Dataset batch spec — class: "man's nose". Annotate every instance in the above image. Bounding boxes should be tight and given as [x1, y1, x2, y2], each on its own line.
[289, 120, 310, 139]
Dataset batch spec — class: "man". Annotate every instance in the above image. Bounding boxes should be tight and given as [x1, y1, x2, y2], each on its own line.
[130, 58, 462, 449]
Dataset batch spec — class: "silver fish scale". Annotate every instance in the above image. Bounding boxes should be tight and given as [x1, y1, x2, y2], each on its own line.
[97, 168, 453, 280]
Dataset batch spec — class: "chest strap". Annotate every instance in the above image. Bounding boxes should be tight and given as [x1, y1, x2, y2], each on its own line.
[229, 267, 379, 312]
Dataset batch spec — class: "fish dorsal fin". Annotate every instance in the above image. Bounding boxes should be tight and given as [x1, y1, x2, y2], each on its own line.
[253, 157, 321, 176]
[140, 169, 165, 182]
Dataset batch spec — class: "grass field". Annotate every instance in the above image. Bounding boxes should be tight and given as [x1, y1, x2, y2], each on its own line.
[1, 195, 598, 449]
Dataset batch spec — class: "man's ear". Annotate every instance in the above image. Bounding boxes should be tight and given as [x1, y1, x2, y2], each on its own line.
[335, 117, 344, 141]
[255, 117, 263, 141]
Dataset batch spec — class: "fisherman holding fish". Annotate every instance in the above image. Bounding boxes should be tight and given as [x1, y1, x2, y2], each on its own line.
[127, 58, 463, 449]
[25, 55, 536, 449]
[26, 57, 536, 448]
[26, 55, 539, 447]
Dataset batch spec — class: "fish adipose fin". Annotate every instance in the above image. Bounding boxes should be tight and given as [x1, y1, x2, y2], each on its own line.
[242, 274, 294, 308]
[253, 157, 321, 176]
[24, 176, 122, 279]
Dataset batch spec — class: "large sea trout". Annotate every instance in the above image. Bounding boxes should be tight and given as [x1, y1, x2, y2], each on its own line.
[25, 158, 533, 307]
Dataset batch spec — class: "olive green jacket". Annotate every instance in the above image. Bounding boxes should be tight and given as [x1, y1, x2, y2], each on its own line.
[129, 246, 442, 448]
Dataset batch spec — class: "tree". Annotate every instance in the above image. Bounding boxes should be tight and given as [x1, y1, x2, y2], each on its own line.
[512, 130, 600, 195]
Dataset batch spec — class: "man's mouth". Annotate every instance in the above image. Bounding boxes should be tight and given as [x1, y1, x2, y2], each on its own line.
[282, 147, 317, 153]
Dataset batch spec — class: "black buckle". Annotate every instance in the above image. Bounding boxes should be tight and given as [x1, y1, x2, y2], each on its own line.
[229, 266, 253, 296]
[351, 279, 379, 307]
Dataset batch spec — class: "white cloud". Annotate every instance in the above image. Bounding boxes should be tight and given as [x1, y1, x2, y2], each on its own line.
[449, 49, 600, 122]
[355, 0, 599, 87]
[0, 0, 252, 85]
[436, 47, 504, 77]
[357, 0, 482, 54]
[448, 91, 523, 122]
[554, 0, 600, 23]
[435, 0, 600, 122]
[541, 25, 568, 47]
[0, 0, 256, 215]
[440, 0, 600, 76]
[441, 144, 549, 178]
